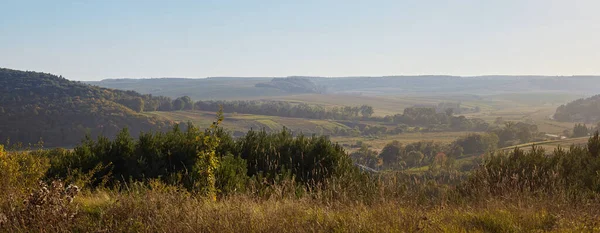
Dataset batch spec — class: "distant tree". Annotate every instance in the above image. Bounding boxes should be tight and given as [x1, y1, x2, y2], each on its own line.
[573, 123, 589, 137]
[449, 144, 464, 158]
[158, 100, 173, 111]
[379, 140, 402, 166]
[494, 117, 504, 125]
[172, 98, 185, 111]
[454, 133, 498, 155]
[350, 144, 381, 169]
[132, 97, 144, 113]
[180, 96, 194, 110]
[404, 151, 424, 167]
[430, 152, 454, 172]
[360, 105, 374, 119]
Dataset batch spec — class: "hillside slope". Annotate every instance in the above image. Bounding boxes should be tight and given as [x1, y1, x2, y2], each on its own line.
[0, 68, 172, 147]
[554, 94, 600, 123]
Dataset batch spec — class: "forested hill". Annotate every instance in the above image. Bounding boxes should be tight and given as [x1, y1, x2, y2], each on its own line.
[554, 94, 600, 123]
[0, 68, 172, 147]
[255, 77, 325, 93]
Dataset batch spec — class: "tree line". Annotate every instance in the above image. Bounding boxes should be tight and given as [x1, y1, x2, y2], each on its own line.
[351, 120, 542, 171]
[42, 115, 359, 195]
[145, 97, 491, 133]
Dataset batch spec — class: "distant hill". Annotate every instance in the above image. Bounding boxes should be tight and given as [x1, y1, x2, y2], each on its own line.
[554, 94, 600, 123]
[0, 68, 172, 147]
[255, 77, 325, 94]
[90, 75, 600, 100]
[88, 77, 287, 100]
[312, 76, 600, 95]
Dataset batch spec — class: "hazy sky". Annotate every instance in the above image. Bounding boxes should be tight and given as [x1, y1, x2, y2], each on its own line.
[1, 0, 599, 80]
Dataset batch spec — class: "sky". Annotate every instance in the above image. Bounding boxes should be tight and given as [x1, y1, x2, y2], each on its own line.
[1, 0, 599, 81]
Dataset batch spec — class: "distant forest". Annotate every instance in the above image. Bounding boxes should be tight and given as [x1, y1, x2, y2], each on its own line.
[555, 94, 600, 123]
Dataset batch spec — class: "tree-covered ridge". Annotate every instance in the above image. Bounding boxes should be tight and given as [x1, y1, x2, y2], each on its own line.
[255, 77, 325, 93]
[195, 100, 374, 120]
[0, 68, 172, 147]
[554, 94, 600, 123]
[90, 75, 600, 99]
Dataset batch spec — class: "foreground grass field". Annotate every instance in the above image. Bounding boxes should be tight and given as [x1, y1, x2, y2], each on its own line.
[5, 183, 598, 232]
[58, 191, 596, 232]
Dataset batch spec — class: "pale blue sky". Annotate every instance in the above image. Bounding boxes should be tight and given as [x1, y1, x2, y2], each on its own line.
[1, 0, 599, 80]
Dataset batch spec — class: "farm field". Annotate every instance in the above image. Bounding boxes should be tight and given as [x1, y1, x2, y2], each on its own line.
[261, 94, 446, 116]
[261, 93, 505, 116]
[500, 136, 590, 153]
[464, 105, 578, 135]
[143, 110, 355, 136]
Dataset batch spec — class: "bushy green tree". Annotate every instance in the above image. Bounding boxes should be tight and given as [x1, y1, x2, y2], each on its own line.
[379, 140, 402, 166]
[573, 123, 589, 137]
[172, 98, 185, 111]
[360, 105, 374, 119]
[350, 145, 381, 169]
[404, 151, 424, 167]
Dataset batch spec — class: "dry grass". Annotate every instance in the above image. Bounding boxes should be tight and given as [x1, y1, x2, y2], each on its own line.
[5, 189, 594, 233]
